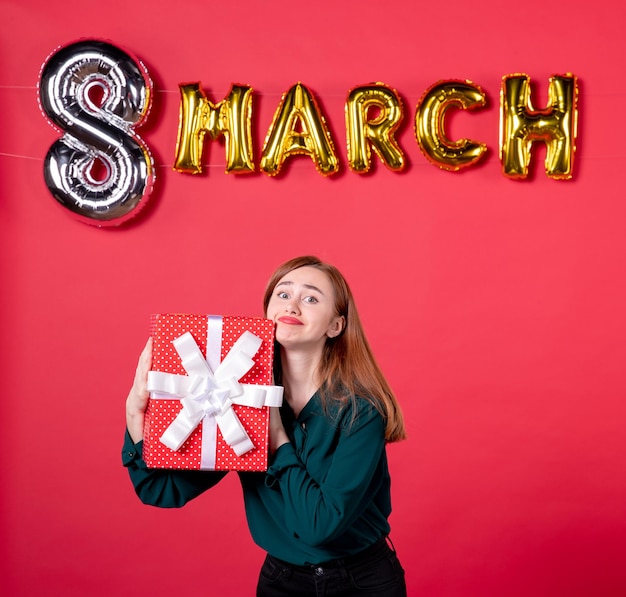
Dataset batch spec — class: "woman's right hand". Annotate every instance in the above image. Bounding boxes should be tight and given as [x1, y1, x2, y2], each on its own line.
[126, 337, 153, 443]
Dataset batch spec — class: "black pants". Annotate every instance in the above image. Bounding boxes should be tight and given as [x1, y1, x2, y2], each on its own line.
[256, 537, 407, 597]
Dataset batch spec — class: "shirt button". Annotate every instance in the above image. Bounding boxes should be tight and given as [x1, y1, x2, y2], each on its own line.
[314, 567, 324, 576]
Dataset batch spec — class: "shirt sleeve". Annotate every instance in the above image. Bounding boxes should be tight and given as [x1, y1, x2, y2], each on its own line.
[122, 429, 227, 507]
[264, 401, 386, 546]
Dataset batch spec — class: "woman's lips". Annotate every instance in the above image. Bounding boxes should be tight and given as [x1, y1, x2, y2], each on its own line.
[278, 316, 303, 325]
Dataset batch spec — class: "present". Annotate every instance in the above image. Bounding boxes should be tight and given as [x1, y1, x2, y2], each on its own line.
[143, 313, 283, 471]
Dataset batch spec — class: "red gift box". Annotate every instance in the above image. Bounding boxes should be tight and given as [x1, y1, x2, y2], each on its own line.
[142, 313, 280, 471]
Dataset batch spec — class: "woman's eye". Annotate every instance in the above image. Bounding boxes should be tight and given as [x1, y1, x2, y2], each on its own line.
[277, 291, 289, 299]
[303, 296, 318, 304]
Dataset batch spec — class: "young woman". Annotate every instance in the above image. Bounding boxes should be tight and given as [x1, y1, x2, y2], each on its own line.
[123, 256, 407, 596]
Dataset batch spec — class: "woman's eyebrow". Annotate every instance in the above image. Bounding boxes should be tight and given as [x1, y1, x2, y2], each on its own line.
[276, 280, 325, 295]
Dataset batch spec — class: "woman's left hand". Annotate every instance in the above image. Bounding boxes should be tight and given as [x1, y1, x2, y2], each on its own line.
[269, 407, 289, 454]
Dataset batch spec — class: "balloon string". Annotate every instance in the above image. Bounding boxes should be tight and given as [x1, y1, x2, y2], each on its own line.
[0, 152, 172, 168]
[0, 152, 375, 169]
[0, 152, 42, 161]
[0, 84, 355, 98]
[1, 82, 626, 98]
[1, 152, 622, 169]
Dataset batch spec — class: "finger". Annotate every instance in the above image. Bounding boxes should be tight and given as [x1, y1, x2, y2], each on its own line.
[133, 338, 153, 388]
[137, 337, 153, 369]
[141, 336, 153, 361]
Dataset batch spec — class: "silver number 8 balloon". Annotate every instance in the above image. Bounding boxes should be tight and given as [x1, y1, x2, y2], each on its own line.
[39, 39, 155, 226]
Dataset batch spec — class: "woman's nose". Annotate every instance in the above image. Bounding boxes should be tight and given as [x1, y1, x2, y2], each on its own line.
[285, 299, 299, 313]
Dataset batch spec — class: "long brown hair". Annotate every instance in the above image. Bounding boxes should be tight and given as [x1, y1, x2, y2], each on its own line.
[263, 256, 407, 442]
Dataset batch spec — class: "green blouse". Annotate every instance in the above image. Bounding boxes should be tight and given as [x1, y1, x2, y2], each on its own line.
[122, 393, 393, 566]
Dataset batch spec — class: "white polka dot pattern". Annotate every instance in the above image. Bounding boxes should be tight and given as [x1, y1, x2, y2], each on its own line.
[143, 314, 276, 471]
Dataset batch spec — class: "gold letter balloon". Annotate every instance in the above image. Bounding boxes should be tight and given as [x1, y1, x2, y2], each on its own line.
[345, 83, 405, 173]
[174, 83, 255, 174]
[260, 83, 339, 176]
[500, 73, 579, 179]
[38, 39, 155, 226]
[415, 79, 488, 171]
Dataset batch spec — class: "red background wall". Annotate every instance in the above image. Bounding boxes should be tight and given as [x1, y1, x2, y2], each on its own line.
[1, 1, 625, 595]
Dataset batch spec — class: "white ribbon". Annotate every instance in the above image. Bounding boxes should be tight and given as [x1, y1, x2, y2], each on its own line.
[147, 326, 283, 469]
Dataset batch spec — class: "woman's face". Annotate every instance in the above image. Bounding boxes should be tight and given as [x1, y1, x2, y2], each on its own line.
[266, 266, 344, 352]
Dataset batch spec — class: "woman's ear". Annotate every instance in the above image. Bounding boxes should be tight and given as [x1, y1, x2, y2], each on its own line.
[326, 315, 346, 338]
